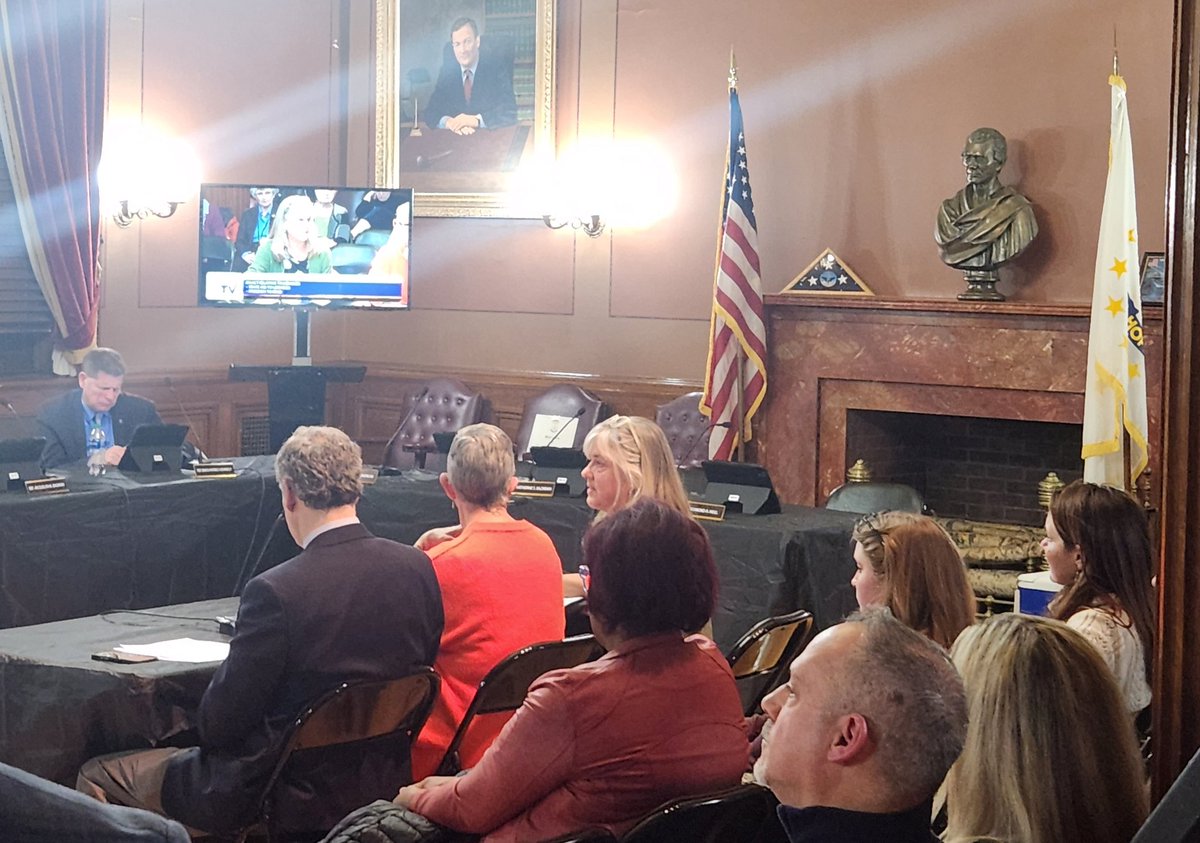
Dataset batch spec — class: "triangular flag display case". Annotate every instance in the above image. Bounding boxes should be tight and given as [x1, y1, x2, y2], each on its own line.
[782, 248, 874, 296]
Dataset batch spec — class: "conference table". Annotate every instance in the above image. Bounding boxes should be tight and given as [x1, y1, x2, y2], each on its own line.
[0, 458, 859, 782]
[0, 456, 860, 642]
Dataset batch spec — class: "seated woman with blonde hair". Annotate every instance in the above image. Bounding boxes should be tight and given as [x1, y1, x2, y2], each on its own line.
[248, 194, 332, 274]
[563, 415, 692, 599]
[939, 613, 1148, 843]
[849, 511, 976, 649]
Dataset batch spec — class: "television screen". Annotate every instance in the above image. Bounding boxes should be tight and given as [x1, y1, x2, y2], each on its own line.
[198, 183, 412, 309]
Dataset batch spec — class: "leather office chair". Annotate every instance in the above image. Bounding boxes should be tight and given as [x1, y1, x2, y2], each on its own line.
[382, 378, 484, 471]
[513, 384, 608, 461]
[725, 609, 815, 716]
[435, 635, 603, 776]
[235, 669, 439, 843]
[619, 783, 788, 843]
[824, 482, 927, 515]
[655, 391, 712, 469]
[330, 243, 376, 274]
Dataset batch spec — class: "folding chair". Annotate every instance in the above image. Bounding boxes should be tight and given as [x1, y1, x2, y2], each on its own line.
[235, 669, 439, 842]
[620, 783, 787, 843]
[434, 635, 602, 776]
[725, 609, 815, 715]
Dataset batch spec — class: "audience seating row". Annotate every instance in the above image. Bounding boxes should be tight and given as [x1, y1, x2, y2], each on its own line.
[234, 605, 811, 841]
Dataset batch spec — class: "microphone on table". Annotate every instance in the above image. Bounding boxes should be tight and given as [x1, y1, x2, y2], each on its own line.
[233, 513, 287, 597]
[674, 420, 731, 470]
[415, 149, 454, 168]
[541, 407, 587, 452]
[0, 385, 20, 417]
[165, 377, 209, 462]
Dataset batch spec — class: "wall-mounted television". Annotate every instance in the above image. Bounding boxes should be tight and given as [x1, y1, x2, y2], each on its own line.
[198, 183, 412, 310]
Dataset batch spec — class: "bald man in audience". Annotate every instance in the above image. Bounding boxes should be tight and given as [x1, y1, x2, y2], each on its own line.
[78, 426, 443, 838]
[757, 609, 967, 843]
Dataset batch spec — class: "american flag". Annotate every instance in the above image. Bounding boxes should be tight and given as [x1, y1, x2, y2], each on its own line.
[700, 77, 767, 461]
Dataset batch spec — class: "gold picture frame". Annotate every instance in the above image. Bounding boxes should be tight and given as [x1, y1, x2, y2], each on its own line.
[373, 0, 556, 218]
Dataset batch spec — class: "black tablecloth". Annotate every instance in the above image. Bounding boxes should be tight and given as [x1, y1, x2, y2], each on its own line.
[0, 460, 280, 629]
[0, 460, 858, 645]
[0, 597, 234, 785]
[0, 479, 859, 785]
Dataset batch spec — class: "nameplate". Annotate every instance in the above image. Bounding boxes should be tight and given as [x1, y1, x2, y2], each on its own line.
[513, 479, 557, 497]
[25, 476, 68, 496]
[689, 500, 726, 521]
[194, 461, 237, 479]
[360, 467, 379, 485]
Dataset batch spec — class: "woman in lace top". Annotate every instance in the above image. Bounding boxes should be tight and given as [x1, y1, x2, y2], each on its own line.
[1041, 481, 1155, 713]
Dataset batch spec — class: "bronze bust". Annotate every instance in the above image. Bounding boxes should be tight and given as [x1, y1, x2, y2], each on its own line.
[935, 127, 1038, 301]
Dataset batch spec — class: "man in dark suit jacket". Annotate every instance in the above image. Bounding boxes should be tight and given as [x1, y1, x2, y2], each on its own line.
[77, 426, 444, 837]
[424, 17, 517, 134]
[36, 347, 162, 469]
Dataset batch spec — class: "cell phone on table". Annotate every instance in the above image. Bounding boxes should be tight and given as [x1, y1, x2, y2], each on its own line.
[91, 650, 158, 664]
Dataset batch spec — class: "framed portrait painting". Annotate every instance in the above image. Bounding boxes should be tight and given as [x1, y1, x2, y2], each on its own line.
[373, 0, 555, 218]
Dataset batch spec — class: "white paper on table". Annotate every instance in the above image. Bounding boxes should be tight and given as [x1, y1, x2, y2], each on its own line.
[115, 638, 231, 663]
[527, 414, 579, 449]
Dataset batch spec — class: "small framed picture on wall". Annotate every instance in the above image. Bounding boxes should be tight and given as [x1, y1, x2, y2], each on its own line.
[1140, 252, 1165, 304]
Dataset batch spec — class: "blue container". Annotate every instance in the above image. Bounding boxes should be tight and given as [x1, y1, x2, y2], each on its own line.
[1015, 570, 1063, 616]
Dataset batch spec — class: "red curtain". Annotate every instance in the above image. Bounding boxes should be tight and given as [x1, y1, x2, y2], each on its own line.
[0, 0, 105, 355]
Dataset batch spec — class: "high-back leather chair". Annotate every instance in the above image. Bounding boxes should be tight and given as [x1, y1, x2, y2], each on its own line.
[655, 391, 712, 469]
[382, 378, 484, 470]
[513, 384, 608, 460]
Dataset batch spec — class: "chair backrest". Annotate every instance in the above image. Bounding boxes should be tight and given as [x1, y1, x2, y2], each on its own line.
[725, 609, 814, 716]
[435, 635, 602, 775]
[382, 378, 485, 470]
[655, 391, 711, 469]
[513, 384, 608, 460]
[200, 234, 235, 271]
[330, 243, 377, 274]
[824, 482, 926, 514]
[620, 784, 787, 843]
[353, 228, 391, 249]
[253, 669, 439, 838]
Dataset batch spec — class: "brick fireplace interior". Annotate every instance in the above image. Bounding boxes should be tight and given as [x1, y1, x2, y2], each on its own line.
[759, 297, 1163, 518]
[845, 410, 1084, 526]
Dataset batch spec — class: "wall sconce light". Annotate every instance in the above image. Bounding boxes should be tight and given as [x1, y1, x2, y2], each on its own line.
[112, 199, 182, 228]
[100, 122, 198, 228]
[542, 213, 604, 237]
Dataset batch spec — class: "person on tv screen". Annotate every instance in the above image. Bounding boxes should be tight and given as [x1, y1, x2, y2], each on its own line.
[369, 204, 410, 281]
[350, 190, 402, 239]
[424, 16, 517, 135]
[234, 187, 279, 270]
[310, 188, 349, 246]
[249, 195, 332, 274]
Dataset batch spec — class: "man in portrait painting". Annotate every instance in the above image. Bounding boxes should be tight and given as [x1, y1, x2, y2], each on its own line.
[423, 17, 517, 135]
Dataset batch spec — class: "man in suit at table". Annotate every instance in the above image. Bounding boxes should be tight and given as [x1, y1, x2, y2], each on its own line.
[77, 425, 444, 837]
[36, 347, 162, 470]
[423, 17, 517, 135]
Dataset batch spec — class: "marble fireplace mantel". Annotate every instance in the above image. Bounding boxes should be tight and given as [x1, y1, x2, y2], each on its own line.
[756, 295, 1163, 507]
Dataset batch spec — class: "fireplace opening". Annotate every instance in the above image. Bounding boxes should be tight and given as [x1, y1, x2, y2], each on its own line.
[844, 410, 1083, 526]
